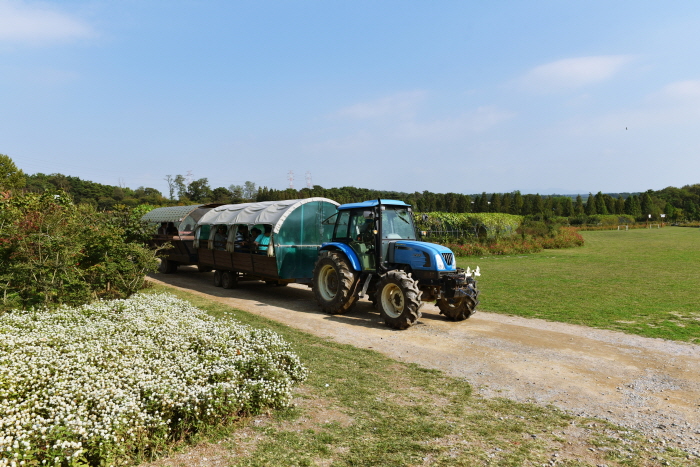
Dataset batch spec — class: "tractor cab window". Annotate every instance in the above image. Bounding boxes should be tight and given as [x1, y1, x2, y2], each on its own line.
[349, 210, 375, 244]
[381, 208, 416, 240]
[333, 211, 351, 241]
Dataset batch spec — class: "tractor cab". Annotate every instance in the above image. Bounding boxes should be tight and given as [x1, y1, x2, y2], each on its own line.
[325, 200, 417, 272]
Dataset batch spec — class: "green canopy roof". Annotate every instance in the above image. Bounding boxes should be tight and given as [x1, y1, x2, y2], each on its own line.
[197, 198, 339, 234]
[141, 205, 204, 224]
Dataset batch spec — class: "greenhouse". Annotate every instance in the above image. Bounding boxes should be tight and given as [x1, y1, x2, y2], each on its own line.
[195, 198, 339, 283]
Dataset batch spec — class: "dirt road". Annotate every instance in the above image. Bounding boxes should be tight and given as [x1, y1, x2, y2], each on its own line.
[149, 268, 700, 450]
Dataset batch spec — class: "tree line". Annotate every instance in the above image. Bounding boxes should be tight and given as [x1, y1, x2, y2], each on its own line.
[2, 155, 699, 222]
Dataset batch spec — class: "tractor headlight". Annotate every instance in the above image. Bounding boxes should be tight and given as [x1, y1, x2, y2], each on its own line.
[434, 254, 445, 270]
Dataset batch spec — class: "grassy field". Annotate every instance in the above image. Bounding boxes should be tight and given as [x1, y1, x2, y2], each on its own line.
[142, 285, 694, 467]
[468, 227, 700, 343]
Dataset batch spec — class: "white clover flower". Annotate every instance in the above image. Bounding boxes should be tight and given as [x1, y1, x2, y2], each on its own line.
[1, 293, 307, 465]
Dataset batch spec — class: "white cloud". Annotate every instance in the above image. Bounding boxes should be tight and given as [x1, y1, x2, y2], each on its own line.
[660, 80, 700, 100]
[314, 95, 514, 157]
[0, 0, 94, 43]
[396, 106, 515, 140]
[332, 91, 513, 136]
[334, 91, 427, 120]
[519, 55, 634, 91]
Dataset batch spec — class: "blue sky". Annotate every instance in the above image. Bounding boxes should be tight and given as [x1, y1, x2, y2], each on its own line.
[2, 0, 700, 197]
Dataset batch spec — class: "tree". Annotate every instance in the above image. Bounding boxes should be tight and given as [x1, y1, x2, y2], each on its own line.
[605, 194, 616, 214]
[594, 192, 608, 215]
[640, 192, 654, 219]
[228, 184, 245, 203]
[615, 197, 625, 215]
[478, 192, 489, 212]
[243, 181, 257, 200]
[512, 191, 524, 215]
[489, 193, 501, 213]
[532, 194, 544, 215]
[683, 199, 698, 221]
[562, 197, 574, 217]
[164, 175, 176, 200]
[211, 187, 231, 203]
[500, 193, 512, 214]
[174, 175, 187, 201]
[0, 154, 26, 192]
[186, 178, 212, 202]
[585, 193, 597, 215]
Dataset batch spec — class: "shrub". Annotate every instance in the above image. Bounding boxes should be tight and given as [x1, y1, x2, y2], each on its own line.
[0, 192, 158, 311]
[446, 226, 584, 257]
[417, 212, 523, 243]
[0, 293, 307, 466]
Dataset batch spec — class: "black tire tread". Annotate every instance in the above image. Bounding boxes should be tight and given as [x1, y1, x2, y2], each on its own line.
[436, 296, 476, 321]
[312, 251, 357, 315]
[375, 270, 422, 330]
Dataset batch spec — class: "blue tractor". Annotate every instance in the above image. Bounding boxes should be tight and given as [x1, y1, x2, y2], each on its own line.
[312, 199, 480, 329]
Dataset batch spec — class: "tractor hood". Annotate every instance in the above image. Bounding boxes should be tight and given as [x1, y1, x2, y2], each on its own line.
[390, 240, 457, 272]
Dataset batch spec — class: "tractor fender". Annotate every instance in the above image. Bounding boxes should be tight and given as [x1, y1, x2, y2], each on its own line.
[319, 242, 362, 272]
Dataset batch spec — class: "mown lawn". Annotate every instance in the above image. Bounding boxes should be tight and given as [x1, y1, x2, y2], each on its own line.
[467, 227, 700, 342]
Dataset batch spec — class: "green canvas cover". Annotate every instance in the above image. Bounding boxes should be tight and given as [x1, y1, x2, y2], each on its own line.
[197, 198, 339, 280]
[141, 204, 220, 234]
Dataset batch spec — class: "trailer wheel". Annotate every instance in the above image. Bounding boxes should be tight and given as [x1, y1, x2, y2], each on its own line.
[313, 251, 357, 315]
[158, 259, 178, 274]
[213, 270, 223, 287]
[221, 271, 238, 289]
[437, 296, 476, 321]
[376, 270, 422, 330]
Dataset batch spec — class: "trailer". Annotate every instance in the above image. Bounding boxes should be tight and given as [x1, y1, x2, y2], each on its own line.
[140, 203, 221, 273]
[194, 198, 339, 288]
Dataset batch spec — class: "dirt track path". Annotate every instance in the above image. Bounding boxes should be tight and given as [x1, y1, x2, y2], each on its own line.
[149, 268, 700, 449]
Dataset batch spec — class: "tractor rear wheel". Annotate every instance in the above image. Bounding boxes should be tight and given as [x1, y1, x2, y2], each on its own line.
[221, 271, 238, 289]
[376, 271, 422, 330]
[213, 270, 223, 287]
[437, 295, 476, 321]
[312, 251, 357, 315]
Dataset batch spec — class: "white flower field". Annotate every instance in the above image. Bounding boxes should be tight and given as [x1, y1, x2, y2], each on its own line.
[0, 293, 308, 466]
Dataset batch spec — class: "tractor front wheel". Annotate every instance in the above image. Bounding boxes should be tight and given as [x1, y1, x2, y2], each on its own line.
[376, 271, 422, 330]
[312, 251, 357, 315]
[436, 295, 476, 321]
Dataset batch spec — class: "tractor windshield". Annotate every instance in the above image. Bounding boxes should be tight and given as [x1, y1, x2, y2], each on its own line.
[381, 208, 416, 240]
